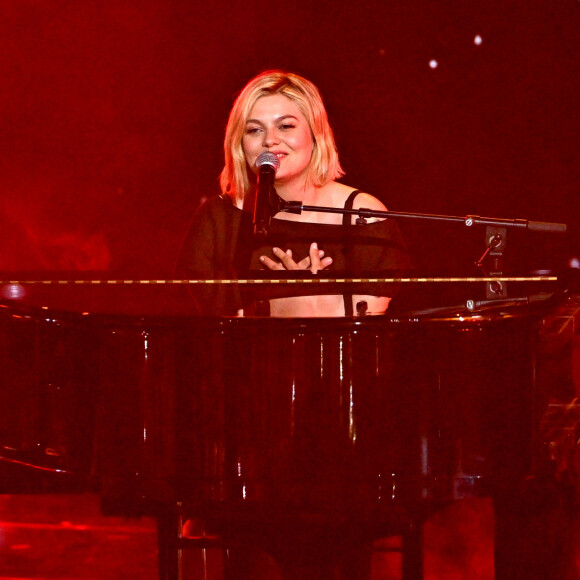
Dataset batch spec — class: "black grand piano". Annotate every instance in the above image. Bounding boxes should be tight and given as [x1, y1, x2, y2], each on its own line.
[0, 274, 578, 579]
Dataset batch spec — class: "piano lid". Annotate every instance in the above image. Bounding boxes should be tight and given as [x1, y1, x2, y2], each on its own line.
[0, 273, 564, 322]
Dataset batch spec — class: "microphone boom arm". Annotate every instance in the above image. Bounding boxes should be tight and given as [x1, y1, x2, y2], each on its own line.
[278, 199, 567, 233]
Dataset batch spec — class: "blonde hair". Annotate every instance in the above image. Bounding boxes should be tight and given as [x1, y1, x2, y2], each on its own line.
[219, 70, 344, 203]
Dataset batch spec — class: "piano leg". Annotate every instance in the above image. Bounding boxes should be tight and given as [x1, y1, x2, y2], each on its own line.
[401, 520, 424, 580]
[156, 504, 182, 580]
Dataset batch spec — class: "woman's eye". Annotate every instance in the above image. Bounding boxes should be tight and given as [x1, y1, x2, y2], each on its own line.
[280, 124, 295, 130]
[246, 127, 261, 134]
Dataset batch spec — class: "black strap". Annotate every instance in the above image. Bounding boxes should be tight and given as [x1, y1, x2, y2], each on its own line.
[344, 294, 354, 317]
[342, 190, 361, 315]
[342, 190, 361, 226]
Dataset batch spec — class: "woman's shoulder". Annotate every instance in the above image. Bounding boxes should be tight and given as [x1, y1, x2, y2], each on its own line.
[324, 182, 387, 211]
[198, 192, 235, 211]
[181, 194, 245, 238]
[324, 182, 387, 224]
[192, 193, 240, 220]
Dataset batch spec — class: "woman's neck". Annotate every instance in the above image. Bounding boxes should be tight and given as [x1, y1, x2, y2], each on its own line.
[273, 181, 350, 224]
[276, 179, 321, 205]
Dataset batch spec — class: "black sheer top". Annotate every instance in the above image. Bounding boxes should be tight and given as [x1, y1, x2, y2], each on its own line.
[176, 192, 412, 279]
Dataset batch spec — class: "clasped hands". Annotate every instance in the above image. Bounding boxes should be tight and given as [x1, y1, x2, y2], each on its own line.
[259, 242, 333, 274]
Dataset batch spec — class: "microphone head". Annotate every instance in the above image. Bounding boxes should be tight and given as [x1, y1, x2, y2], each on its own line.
[256, 152, 280, 171]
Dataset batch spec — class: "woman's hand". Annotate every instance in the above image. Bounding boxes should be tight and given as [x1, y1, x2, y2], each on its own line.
[259, 242, 333, 274]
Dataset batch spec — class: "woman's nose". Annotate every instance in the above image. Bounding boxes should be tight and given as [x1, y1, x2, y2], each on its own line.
[263, 128, 280, 147]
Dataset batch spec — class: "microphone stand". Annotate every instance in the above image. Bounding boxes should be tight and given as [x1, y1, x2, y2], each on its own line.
[277, 198, 567, 233]
[276, 197, 567, 299]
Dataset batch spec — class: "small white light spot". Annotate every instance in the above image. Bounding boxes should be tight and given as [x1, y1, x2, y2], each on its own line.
[429, 59, 438, 69]
[474, 35, 483, 45]
[569, 257, 580, 269]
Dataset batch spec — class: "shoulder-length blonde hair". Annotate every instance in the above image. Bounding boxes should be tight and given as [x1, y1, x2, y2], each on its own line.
[219, 70, 344, 204]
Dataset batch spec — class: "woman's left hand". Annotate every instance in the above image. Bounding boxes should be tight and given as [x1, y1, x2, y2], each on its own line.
[260, 242, 332, 274]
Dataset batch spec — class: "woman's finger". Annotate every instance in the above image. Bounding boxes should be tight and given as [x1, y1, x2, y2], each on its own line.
[297, 256, 311, 269]
[309, 242, 332, 274]
[272, 247, 300, 270]
[259, 255, 285, 270]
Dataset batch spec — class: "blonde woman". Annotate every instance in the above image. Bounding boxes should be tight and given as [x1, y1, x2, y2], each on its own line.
[177, 70, 411, 280]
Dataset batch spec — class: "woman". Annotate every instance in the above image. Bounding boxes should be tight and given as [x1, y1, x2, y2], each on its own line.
[176, 70, 411, 280]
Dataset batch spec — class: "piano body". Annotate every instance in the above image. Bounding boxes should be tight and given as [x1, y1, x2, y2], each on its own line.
[0, 275, 577, 579]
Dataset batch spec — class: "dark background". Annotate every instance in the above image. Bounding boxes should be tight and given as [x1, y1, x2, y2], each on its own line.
[1, 0, 577, 276]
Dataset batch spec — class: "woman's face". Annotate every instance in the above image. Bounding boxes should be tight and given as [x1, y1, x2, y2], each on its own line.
[242, 94, 314, 188]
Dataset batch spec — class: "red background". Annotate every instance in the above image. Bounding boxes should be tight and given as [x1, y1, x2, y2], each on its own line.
[0, 0, 577, 275]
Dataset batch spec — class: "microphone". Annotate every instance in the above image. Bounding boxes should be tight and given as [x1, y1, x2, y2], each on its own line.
[253, 152, 280, 239]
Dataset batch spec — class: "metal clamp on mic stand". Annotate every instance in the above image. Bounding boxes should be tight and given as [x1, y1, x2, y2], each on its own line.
[475, 227, 508, 298]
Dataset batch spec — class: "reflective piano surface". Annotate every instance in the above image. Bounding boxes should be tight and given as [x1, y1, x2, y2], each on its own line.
[0, 275, 576, 579]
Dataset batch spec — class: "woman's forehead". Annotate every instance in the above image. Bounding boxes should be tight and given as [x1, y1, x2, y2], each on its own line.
[247, 93, 306, 120]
